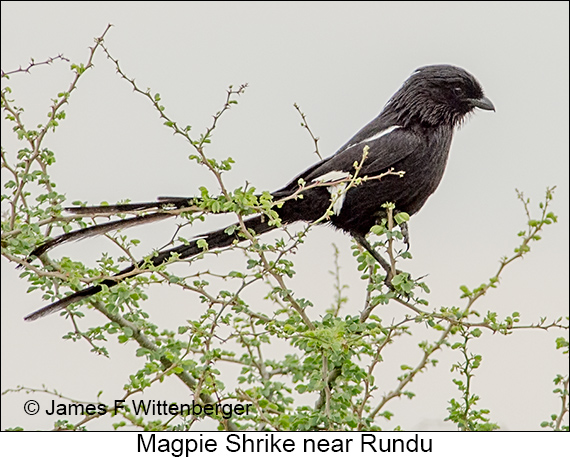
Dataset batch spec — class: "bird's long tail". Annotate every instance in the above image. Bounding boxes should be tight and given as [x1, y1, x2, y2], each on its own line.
[67, 196, 191, 214]
[27, 197, 196, 260]
[23, 214, 275, 321]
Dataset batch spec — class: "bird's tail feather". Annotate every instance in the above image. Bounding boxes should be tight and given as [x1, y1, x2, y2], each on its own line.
[23, 215, 275, 321]
[27, 198, 196, 260]
[66, 197, 192, 214]
[28, 212, 174, 259]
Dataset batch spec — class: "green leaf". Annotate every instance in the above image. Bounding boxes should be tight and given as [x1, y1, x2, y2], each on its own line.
[470, 328, 482, 338]
[394, 212, 410, 225]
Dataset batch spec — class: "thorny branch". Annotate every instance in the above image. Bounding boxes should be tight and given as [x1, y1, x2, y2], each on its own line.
[1, 54, 70, 77]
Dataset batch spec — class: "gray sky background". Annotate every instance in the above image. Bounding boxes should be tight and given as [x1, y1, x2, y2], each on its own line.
[1, 2, 568, 431]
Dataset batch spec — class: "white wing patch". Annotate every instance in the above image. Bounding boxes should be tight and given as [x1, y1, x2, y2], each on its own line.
[345, 125, 401, 151]
[313, 171, 350, 216]
[310, 126, 401, 217]
[313, 170, 350, 183]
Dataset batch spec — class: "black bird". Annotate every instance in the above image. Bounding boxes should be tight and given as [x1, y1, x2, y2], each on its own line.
[24, 64, 494, 321]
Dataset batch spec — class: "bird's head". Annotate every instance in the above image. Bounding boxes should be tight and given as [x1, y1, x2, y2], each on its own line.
[385, 64, 494, 127]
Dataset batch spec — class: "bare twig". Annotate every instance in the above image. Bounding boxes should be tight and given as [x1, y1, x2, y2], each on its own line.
[1, 54, 70, 77]
[293, 103, 322, 160]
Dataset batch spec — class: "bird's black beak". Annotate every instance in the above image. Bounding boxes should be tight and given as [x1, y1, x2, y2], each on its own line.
[469, 96, 495, 111]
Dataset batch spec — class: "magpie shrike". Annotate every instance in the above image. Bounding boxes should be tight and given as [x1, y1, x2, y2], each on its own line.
[24, 64, 494, 321]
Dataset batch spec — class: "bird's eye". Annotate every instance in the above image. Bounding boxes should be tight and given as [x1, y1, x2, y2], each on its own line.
[454, 87, 463, 95]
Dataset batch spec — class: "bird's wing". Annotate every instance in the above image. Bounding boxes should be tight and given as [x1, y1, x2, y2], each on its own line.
[293, 124, 421, 186]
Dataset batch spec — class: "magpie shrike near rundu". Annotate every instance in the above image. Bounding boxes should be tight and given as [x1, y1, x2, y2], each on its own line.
[23, 64, 494, 321]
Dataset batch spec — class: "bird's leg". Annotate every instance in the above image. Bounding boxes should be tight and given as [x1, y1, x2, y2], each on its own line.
[354, 234, 396, 288]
